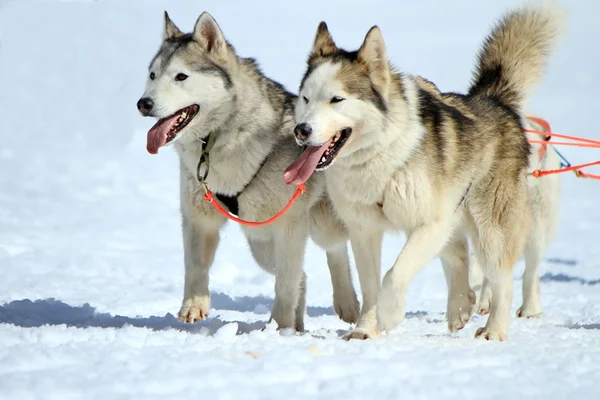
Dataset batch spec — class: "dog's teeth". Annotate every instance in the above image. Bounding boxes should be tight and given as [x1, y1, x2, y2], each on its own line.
[333, 134, 340, 142]
[321, 156, 327, 162]
[182, 111, 187, 118]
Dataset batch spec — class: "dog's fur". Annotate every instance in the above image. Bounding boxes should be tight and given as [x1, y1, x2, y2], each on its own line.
[138, 12, 360, 331]
[290, 4, 563, 340]
[471, 117, 562, 319]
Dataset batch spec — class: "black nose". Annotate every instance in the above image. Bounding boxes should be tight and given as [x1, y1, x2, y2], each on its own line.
[294, 123, 312, 140]
[137, 97, 154, 115]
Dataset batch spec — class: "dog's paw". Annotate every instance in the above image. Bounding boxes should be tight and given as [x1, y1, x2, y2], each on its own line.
[447, 289, 476, 332]
[270, 299, 296, 331]
[178, 295, 210, 323]
[516, 304, 543, 319]
[342, 328, 379, 341]
[475, 327, 507, 341]
[333, 291, 360, 325]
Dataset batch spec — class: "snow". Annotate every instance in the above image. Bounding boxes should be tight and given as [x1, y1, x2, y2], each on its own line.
[0, 0, 599, 398]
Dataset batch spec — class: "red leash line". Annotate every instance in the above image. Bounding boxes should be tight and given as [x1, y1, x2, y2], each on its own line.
[200, 115, 598, 227]
[526, 129, 600, 146]
[203, 184, 306, 226]
[530, 160, 600, 178]
[525, 116, 600, 180]
[528, 140, 600, 148]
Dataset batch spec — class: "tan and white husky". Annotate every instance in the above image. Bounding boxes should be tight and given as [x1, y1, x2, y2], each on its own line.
[286, 4, 563, 340]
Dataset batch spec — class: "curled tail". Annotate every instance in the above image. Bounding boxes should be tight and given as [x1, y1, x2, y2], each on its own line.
[468, 3, 565, 111]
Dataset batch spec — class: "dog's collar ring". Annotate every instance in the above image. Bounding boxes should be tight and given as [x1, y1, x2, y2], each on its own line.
[196, 153, 210, 183]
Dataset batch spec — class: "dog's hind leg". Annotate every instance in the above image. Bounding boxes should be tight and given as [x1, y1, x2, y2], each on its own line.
[472, 177, 530, 341]
[517, 171, 560, 318]
[517, 241, 543, 318]
[295, 272, 307, 331]
[249, 236, 307, 331]
[473, 252, 516, 341]
[440, 235, 476, 332]
[269, 218, 309, 331]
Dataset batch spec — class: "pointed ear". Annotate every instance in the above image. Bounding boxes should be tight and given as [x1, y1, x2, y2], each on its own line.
[163, 11, 183, 40]
[357, 26, 391, 98]
[192, 12, 227, 60]
[310, 22, 337, 61]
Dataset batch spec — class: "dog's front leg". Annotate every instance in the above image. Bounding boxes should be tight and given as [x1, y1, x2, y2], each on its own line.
[343, 228, 384, 340]
[378, 220, 456, 333]
[178, 212, 224, 323]
[270, 219, 309, 332]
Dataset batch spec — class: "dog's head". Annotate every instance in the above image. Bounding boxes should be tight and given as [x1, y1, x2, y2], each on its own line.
[285, 22, 392, 185]
[137, 12, 235, 154]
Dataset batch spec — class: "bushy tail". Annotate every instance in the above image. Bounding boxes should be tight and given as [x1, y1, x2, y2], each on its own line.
[468, 3, 565, 111]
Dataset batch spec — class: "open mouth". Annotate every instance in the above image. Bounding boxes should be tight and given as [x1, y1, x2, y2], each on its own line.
[315, 128, 351, 171]
[284, 128, 352, 185]
[146, 104, 199, 154]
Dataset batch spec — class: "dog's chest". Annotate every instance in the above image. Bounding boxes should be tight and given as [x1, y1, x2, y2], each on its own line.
[326, 162, 433, 231]
[325, 164, 393, 229]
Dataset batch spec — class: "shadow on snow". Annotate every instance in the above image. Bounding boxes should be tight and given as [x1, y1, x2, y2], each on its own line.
[0, 295, 437, 337]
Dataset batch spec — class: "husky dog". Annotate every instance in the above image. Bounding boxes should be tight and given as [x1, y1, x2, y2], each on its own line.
[471, 117, 562, 319]
[286, 4, 563, 340]
[137, 11, 360, 331]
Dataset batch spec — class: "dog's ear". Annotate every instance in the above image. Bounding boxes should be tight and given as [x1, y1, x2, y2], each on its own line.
[309, 22, 337, 63]
[357, 26, 391, 99]
[163, 11, 184, 40]
[193, 12, 228, 61]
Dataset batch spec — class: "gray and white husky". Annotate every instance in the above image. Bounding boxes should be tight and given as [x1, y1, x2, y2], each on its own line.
[137, 11, 359, 331]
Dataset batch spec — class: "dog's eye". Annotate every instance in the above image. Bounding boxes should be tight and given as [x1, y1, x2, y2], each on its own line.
[303, 96, 309, 104]
[175, 73, 188, 81]
[330, 96, 345, 104]
[149, 72, 155, 80]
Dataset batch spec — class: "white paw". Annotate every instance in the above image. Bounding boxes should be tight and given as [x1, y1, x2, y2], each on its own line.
[178, 295, 210, 323]
[377, 279, 406, 333]
[447, 289, 476, 332]
[270, 298, 296, 330]
[516, 304, 542, 319]
[333, 291, 360, 324]
[342, 328, 379, 341]
[475, 327, 507, 341]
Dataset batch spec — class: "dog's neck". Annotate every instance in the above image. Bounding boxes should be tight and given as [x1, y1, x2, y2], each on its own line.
[176, 58, 287, 195]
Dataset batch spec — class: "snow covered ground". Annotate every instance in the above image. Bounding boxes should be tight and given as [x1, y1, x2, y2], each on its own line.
[1, 0, 599, 398]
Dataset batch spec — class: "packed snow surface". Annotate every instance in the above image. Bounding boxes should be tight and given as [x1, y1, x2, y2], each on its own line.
[0, 0, 599, 399]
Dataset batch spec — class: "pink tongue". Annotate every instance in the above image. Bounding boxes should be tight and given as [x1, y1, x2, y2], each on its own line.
[146, 115, 178, 154]
[284, 140, 331, 185]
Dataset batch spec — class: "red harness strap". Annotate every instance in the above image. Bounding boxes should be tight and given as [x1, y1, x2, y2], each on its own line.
[525, 116, 600, 180]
